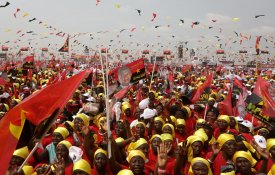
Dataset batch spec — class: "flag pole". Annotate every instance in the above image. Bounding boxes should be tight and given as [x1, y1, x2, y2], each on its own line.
[99, 49, 111, 158]
[149, 55, 156, 90]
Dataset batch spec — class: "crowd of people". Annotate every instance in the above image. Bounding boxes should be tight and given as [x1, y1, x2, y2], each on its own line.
[1, 60, 275, 175]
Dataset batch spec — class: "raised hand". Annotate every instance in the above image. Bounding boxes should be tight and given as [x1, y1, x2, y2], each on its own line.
[251, 139, 270, 160]
[212, 142, 220, 156]
[54, 157, 65, 175]
[157, 143, 170, 169]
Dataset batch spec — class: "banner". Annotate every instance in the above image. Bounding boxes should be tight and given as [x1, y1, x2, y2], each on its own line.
[58, 36, 69, 52]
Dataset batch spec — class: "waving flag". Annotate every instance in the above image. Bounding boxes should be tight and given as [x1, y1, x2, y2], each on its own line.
[0, 71, 87, 174]
[191, 73, 213, 103]
[59, 35, 69, 52]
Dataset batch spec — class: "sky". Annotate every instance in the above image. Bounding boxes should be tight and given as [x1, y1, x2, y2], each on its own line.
[0, 0, 275, 57]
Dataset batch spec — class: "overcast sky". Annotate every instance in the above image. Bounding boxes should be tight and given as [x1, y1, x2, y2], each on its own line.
[0, 0, 275, 56]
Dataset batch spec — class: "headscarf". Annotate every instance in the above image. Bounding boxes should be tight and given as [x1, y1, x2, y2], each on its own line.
[182, 106, 191, 118]
[217, 133, 235, 148]
[94, 148, 107, 158]
[233, 151, 257, 171]
[176, 119, 186, 126]
[75, 113, 89, 126]
[193, 128, 208, 142]
[218, 115, 230, 124]
[13, 146, 29, 160]
[57, 140, 72, 150]
[73, 159, 91, 175]
[53, 127, 69, 139]
[154, 116, 165, 125]
[162, 123, 175, 137]
[127, 138, 148, 152]
[122, 102, 131, 113]
[117, 169, 134, 175]
[267, 138, 275, 151]
[22, 165, 33, 175]
[150, 134, 163, 142]
[126, 150, 146, 163]
[189, 157, 213, 175]
[268, 164, 275, 175]
[187, 135, 205, 162]
[161, 133, 173, 142]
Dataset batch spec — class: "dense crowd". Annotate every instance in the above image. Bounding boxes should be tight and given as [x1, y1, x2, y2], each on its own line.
[1, 61, 275, 175]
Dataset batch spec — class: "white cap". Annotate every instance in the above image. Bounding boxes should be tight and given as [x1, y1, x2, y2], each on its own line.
[140, 108, 156, 119]
[253, 135, 266, 149]
[235, 116, 244, 122]
[240, 120, 253, 129]
[130, 119, 138, 129]
[82, 92, 90, 97]
[245, 84, 251, 87]
[86, 96, 95, 102]
[69, 146, 83, 163]
[139, 98, 149, 110]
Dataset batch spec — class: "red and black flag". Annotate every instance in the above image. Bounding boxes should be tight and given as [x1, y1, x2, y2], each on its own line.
[191, 73, 213, 103]
[255, 36, 261, 55]
[58, 35, 69, 52]
[246, 77, 275, 126]
[23, 55, 35, 69]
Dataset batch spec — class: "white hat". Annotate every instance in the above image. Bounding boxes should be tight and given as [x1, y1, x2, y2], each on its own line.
[245, 84, 251, 87]
[140, 108, 156, 119]
[86, 96, 95, 102]
[139, 98, 149, 110]
[82, 93, 90, 97]
[69, 146, 83, 163]
[240, 120, 252, 129]
[253, 135, 266, 149]
[235, 116, 244, 122]
[130, 119, 138, 129]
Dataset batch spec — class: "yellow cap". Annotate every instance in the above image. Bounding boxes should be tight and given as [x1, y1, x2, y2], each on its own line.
[117, 169, 134, 175]
[57, 140, 72, 150]
[218, 115, 230, 124]
[53, 127, 69, 139]
[73, 159, 91, 175]
[126, 150, 146, 163]
[162, 123, 175, 137]
[176, 119, 186, 126]
[194, 128, 208, 142]
[182, 106, 191, 118]
[154, 116, 165, 125]
[150, 134, 163, 142]
[217, 133, 235, 148]
[22, 165, 33, 175]
[189, 157, 212, 175]
[122, 103, 131, 113]
[161, 133, 173, 142]
[94, 148, 107, 158]
[75, 113, 89, 126]
[267, 138, 275, 151]
[13, 146, 29, 159]
[115, 137, 125, 143]
[233, 151, 257, 167]
[128, 138, 148, 152]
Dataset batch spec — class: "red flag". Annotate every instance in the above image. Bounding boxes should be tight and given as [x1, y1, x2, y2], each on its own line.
[114, 85, 132, 99]
[0, 71, 87, 173]
[219, 88, 233, 116]
[253, 77, 275, 117]
[151, 13, 157, 21]
[216, 64, 222, 74]
[182, 65, 192, 74]
[23, 55, 34, 63]
[191, 73, 213, 103]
